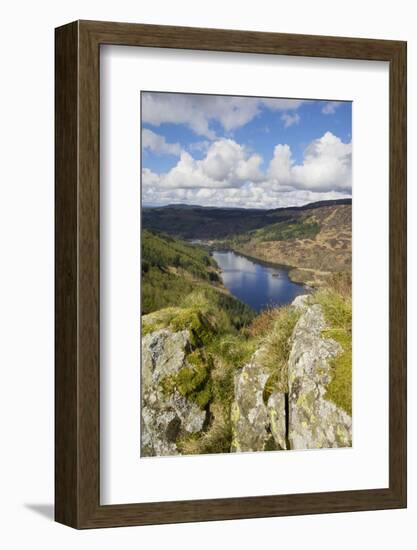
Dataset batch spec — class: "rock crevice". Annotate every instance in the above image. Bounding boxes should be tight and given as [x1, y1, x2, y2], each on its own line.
[231, 296, 352, 452]
[141, 295, 352, 456]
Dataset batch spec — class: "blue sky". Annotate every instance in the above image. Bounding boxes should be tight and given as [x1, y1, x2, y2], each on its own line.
[141, 92, 352, 209]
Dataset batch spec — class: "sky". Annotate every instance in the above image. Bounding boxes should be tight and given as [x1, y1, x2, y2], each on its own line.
[141, 92, 352, 209]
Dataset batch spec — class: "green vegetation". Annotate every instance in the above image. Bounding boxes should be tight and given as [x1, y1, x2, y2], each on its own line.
[142, 229, 217, 278]
[161, 350, 213, 409]
[214, 219, 320, 251]
[258, 307, 301, 403]
[312, 288, 352, 415]
[141, 224, 352, 455]
[142, 268, 197, 314]
[142, 199, 351, 239]
[141, 239, 257, 454]
[251, 218, 320, 242]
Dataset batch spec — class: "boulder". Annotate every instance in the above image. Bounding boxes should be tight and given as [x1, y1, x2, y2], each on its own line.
[231, 351, 287, 452]
[141, 328, 206, 456]
[291, 294, 310, 311]
[267, 392, 287, 450]
[287, 304, 352, 449]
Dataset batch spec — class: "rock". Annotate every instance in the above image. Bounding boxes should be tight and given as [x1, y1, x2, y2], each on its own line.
[291, 294, 310, 311]
[141, 328, 206, 456]
[287, 304, 352, 449]
[267, 392, 287, 450]
[231, 351, 286, 452]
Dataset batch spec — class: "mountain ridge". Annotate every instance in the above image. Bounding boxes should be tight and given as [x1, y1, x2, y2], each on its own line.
[143, 197, 352, 213]
[143, 198, 352, 240]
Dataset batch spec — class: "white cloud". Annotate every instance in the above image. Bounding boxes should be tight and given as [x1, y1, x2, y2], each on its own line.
[281, 112, 300, 128]
[322, 101, 342, 115]
[142, 92, 305, 139]
[143, 139, 263, 191]
[142, 132, 351, 208]
[269, 132, 351, 192]
[142, 180, 349, 209]
[142, 128, 181, 156]
[267, 144, 293, 186]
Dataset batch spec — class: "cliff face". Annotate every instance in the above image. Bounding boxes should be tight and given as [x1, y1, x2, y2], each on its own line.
[141, 295, 352, 456]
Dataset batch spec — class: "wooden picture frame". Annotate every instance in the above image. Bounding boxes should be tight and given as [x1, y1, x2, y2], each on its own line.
[55, 20, 407, 528]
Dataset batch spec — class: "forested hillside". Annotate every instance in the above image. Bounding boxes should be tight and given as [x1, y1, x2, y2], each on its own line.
[141, 230, 253, 326]
[142, 199, 351, 239]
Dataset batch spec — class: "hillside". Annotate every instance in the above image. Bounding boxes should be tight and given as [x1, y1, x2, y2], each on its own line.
[141, 229, 254, 326]
[141, 226, 352, 457]
[226, 203, 352, 286]
[143, 198, 351, 240]
[143, 200, 351, 287]
[141, 286, 352, 456]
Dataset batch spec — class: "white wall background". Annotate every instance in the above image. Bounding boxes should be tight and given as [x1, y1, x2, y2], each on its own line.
[0, 0, 414, 547]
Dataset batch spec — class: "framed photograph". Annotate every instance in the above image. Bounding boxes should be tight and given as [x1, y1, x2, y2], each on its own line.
[55, 20, 406, 528]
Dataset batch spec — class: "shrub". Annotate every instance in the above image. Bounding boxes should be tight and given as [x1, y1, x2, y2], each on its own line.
[245, 306, 281, 338]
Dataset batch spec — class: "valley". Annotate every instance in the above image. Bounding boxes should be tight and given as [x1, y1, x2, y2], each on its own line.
[141, 199, 352, 456]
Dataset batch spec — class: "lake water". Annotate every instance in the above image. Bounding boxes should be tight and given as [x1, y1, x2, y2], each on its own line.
[212, 250, 307, 312]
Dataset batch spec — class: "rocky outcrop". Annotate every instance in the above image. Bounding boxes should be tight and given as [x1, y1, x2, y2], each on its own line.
[230, 296, 352, 453]
[141, 328, 206, 456]
[142, 295, 352, 456]
[288, 304, 352, 449]
[231, 352, 287, 452]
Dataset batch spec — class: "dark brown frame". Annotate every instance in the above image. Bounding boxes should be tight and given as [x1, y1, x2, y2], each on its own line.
[55, 20, 407, 529]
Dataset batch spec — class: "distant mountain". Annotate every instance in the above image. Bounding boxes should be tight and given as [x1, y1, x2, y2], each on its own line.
[142, 198, 352, 240]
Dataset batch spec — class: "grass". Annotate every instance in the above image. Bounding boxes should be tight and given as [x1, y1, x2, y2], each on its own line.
[177, 402, 231, 455]
[313, 288, 351, 332]
[256, 306, 301, 400]
[322, 328, 352, 415]
[244, 306, 282, 338]
[142, 227, 353, 456]
[311, 288, 352, 415]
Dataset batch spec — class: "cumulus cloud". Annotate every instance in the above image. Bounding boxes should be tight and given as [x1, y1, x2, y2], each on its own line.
[269, 132, 351, 192]
[281, 112, 300, 128]
[142, 128, 181, 156]
[143, 131, 351, 208]
[322, 101, 342, 115]
[142, 92, 305, 139]
[143, 139, 263, 191]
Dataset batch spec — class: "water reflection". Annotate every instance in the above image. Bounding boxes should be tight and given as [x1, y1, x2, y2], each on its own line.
[212, 250, 307, 312]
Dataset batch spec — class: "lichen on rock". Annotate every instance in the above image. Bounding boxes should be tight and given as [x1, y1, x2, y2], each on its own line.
[231, 350, 287, 452]
[141, 292, 352, 456]
[141, 327, 206, 456]
[287, 303, 352, 449]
